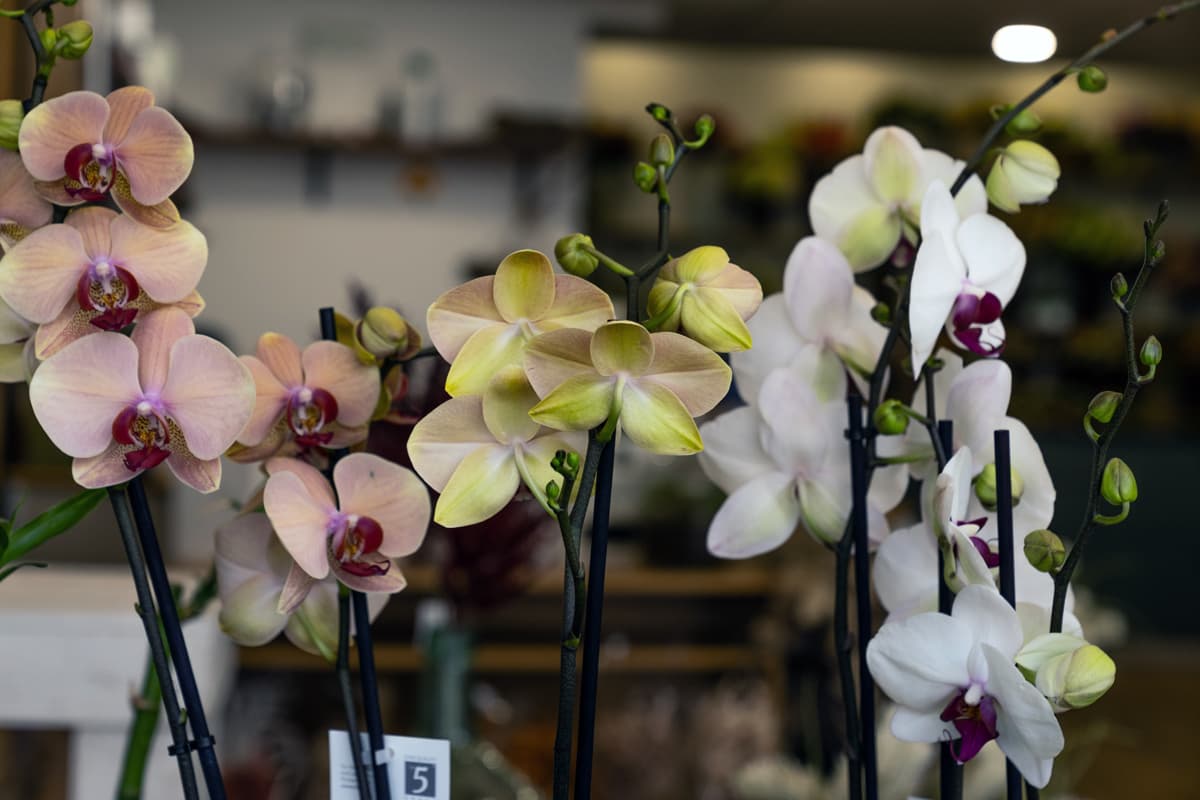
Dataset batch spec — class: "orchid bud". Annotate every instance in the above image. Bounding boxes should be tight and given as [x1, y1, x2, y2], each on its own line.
[870, 302, 891, 324]
[545, 481, 561, 503]
[1005, 108, 1043, 137]
[646, 102, 671, 123]
[1035, 644, 1116, 711]
[692, 114, 715, 146]
[973, 463, 1023, 511]
[1100, 457, 1137, 505]
[554, 233, 599, 278]
[986, 140, 1061, 213]
[872, 399, 909, 436]
[1087, 391, 1122, 424]
[1110, 272, 1129, 299]
[1024, 529, 1066, 573]
[1077, 64, 1108, 92]
[0, 100, 22, 151]
[1140, 335, 1162, 368]
[359, 307, 409, 360]
[649, 134, 675, 168]
[633, 161, 658, 193]
[57, 20, 93, 59]
[39, 28, 57, 55]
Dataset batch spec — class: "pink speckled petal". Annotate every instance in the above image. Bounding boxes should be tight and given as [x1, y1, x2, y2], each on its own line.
[131, 307, 194, 393]
[17, 91, 109, 181]
[237, 355, 289, 446]
[165, 449, 222, 493]
[113, 106, 193, 205]
[0, 222, 89, 323]
[332, 561, 408, 594]
[255, 332, 303, 387]
[160, 333, 256, 460]
[334, 454, 430, 558]
[28, 332, 140, 457]
[72, 442, 139, 488]
[301, 340, 379, 427]
[109, 214, 207, 302]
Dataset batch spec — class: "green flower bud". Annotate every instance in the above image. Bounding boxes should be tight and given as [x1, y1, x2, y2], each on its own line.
[646, 102, 671, 122]
[39, 27, 57, 54]
[1035, 643, 1116, 710]
[692, 114, 715, 146]
[1140, 335, 1162, 367]
[648, 133, 674, 168]
[973, 463, 1024, 511]
[986, 140, 1060, 213]
[1110, 272, 1128, 299]
[564, 451, 580, 474]
[870, 302, 891, 324]
[1077, 64, 1108, 92]
[57, 20, 93, 58]
[1151, 240, 1166, 264]
[633, 161, 658, 193]
[546, 481, 561, 503]
[0, 100, 23, 151]
[1004, 108, 1043, 137]
[1023, 529, 1066, 573]
[358, 307, 410, 360]
[1100, 457, 1137, 505]
[554, 233, 599, 278]
[872, 399, 909, 436]
[1087, 391, 1122, 424]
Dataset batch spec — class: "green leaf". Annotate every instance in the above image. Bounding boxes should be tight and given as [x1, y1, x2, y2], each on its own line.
[0, 489, 106, 566]
[0, 561, 48, 583]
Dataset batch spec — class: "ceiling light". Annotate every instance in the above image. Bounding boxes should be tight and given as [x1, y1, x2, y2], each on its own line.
[991, 24, 1058, 63]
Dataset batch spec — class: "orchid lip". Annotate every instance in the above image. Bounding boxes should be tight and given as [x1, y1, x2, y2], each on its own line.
[940, 687, 998, 764]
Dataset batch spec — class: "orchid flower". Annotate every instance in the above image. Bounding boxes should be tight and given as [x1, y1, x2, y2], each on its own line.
[262, 453, 430, 593]
[426, 249, 613, 396]
[731, 236, 886, 405]
[0, 206, 206, 358]
[808, 127, 986, 272]
[645, 245, 763, 352]
[523, 320, 730, 456]
[700, 359, 907, 557]
[407, 366, 584, 528]
[28, 307, 255, 492]
[867, 584, 1065, 787]
[0, 149, 52, 251]
[18, 87, 193, 228]
[232, 332, 380, 461]
[214, 512, 388, 659]
[909, 180, 1025, 375]
[0, 298, 35, 382]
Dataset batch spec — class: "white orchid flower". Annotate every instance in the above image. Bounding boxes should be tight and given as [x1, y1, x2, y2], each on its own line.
[731, 236, 886, 405]
[867, 584, 1065, 787]
[908, 180, 1025, 376]
[808, 127, 986, 272]
[700, 358, 907, 559]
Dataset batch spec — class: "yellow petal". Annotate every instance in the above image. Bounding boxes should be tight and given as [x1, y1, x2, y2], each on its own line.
[620, 380, 703, 455]
[528, 374, 615, 432]
[670, 245, 730, 284]
[590, 320, 653, 377]
[523, 327, 595, 398]
[703, 262, 763, 320]
[680, 288, 753, 352]
[426, 275, 504, 362]
[540, 275, 614, 332]
[434, 444, 519, 528]
[482, 366, 541, 444]
[646, 279, 684, 332]
[839, 204, 902, 273]
[444, 322, 525, 397]
[863, 127, 923, 204]
[493, 249, 555, 323]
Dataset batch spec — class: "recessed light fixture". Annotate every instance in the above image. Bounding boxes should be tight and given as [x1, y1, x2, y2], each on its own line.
[991, 24, 1058, 63]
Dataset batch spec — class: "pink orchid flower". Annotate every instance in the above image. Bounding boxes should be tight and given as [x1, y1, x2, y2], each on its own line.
[0, 206, 205, 358]
[232, 332, 380, 462]
[28, 307, 255, 492]
[0, 149, 52, 252]
[18, 87, 193, 228]
[262, 454, 430, 593]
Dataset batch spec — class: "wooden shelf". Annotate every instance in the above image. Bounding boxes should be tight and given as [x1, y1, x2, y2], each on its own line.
[240, 642, 762, 675]
[400, 563, 776, 597]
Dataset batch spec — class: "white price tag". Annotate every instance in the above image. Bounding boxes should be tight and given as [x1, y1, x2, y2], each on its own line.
[328, 730, 450, 799]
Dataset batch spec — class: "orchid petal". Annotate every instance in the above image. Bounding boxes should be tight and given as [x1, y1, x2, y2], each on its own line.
[254, 332, 303, 386]
[703, 261, 763, 320]
[919, 180, 960, 238]
[522, 327, 595, 398]
[266, 456, 337, 507]
[406, 395, 495, 491]
[301, 340, 379, 426]
[0, 150, 52, 239]
[17, 91, 109, 181]
[979, 418, 1056, 536]
[909, 229, 966, 377]
[131, 307, 193, 393]
[425, 276, 504, 361]
[953, 584, 1023, 658]
[214, 512, 281, 577]
[111, 179, 181, 228]
[867, 611, 972, 710]
[113, 106, 193, 205]
[782, 237, 854, 343]
[284, 584, 341, 655]
[333, 561, 408, 594]
[263, 469, 334, 579]
[108, 214, 206, 302]
[891, 706, 954, 743]
[809, 156, 895, 272]
[521, 434, 584, 503]
[102, 87, 154, 144]
[670, 245, 730, 283]
[237, 356, 289, 446]
[278, 564, 316, 615]
[444, 323, 525, 397]
[870, 437, 912, 514]
[839, 205, 903, 275]
[165, 450, 222, 493]
[643, 331, 730, 416]
[492, 249, 556, 322]
[65, 205, 116, 259]
[706, 471, 800, 559]
[334, 453, 430, 558]
[697, 406, 777, 494]
[797, 475, 851, 545]
[72, 443, 138, 488]
[957, 214, 1025, 306]
[730, 295, 803, 405]
[218, 574, 288, 646]
[758, 365, 829, 475]
[983, 643, 1063, 788]
[945, 359, 1012, 463]
[0, 222, 88, 323]
[874, 523, 938, 619]
[921, 149, 988, 220]
[864, 127, 924, 204]
[481, 366, 541, 444]
[434, 443, 519, 528]
[528, 374, 614, 432]
[591, 320, 653, 377]
[160, 334, 256, 460]
[540, 275, 614, 332]
[619, 380, 703, 455]
[29, 332, 139, 456]
[682, 286, 754, 351]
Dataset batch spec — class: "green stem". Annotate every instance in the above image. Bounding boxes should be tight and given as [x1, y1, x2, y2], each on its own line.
[117, 653, 162, 800]
[582, 244, 634, 278]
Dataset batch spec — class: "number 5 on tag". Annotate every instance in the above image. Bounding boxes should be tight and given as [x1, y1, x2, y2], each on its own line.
[328, 731, 450, 799]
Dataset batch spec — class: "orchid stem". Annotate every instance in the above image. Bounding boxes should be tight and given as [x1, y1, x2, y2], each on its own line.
[107, 487, 199, 800]
[337, 586, 372, 800]
[126, 477, 226, 799]
[834, 525, 863, 800]
[934, 421, 962, 800]
[994, 431, 1023, 800]
[846, 396, 877, 800]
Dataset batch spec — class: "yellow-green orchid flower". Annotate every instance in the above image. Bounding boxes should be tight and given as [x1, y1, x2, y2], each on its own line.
[646, 245, 763, 353]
